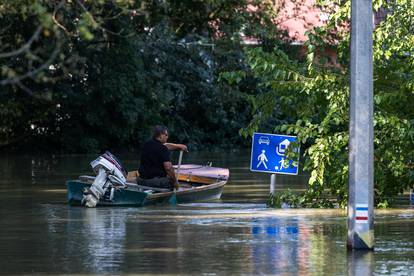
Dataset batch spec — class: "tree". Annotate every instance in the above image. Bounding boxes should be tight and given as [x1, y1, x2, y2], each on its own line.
[0, 0, 279, 152]
[224, 0, 414, 207]
[0, 0, 142, 150]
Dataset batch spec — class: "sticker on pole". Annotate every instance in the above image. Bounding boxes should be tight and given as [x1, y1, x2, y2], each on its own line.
[355, 204, 369, 223]
[250, 133, 300, 175]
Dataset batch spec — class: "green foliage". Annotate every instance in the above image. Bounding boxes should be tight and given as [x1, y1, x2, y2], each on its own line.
[267, 190, 300, 208]
[267, 190, 334, 208]
[228, 0, 414, 207]
[0, 0, 278, 152]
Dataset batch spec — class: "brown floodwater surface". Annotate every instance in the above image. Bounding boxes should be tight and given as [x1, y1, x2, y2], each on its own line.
[0, 151, 413, 275]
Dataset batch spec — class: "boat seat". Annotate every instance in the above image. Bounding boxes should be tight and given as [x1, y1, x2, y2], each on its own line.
[78, 175, 170, 192]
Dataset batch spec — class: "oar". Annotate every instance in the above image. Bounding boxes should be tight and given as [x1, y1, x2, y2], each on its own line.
[169, 150, 183, 205]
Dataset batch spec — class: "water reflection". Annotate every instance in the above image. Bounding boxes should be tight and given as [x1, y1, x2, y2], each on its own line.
[1, 152, 414, 275]
[249, 215, 352, 275]
[39, 206, 127, 274]
[36, 203, 414, 275]
[347, 250, 374, 276]
[251, 218, 300, 275]
[67, 208, 126, 273]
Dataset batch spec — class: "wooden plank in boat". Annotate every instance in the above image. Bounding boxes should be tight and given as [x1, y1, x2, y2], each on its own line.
[125, 165, 229, 185]
[173, 164, 229, 180]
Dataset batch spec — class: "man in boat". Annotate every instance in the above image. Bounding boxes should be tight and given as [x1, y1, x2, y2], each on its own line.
[138, 125, 187, 190]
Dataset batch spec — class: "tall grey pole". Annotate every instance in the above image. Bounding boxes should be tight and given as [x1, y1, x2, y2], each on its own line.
[348, 0, 374, 249]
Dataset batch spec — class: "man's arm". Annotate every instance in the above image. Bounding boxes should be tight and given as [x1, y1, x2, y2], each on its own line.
[163, 161, 179, 190]
[164, 143, 188, 152]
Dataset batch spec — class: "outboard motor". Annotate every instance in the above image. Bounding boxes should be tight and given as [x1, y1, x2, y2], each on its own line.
[82, 151, 127, 208]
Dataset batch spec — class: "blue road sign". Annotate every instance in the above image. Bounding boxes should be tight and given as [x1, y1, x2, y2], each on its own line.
[250, 132, 300, 175]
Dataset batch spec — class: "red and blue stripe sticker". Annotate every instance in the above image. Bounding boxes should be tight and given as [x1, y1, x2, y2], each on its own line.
[355, 204, 369, 223]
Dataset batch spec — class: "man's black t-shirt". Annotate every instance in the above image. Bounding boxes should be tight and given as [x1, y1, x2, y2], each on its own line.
[138, 139, 170, 179]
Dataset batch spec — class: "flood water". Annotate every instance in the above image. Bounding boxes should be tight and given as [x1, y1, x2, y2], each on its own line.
[0, 150, 413, 275]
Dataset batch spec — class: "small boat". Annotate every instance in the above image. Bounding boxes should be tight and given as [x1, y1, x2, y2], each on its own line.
[66, 164, 230, 207]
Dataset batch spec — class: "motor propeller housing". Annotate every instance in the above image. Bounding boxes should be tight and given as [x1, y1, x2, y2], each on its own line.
[82, 151, 127, 207]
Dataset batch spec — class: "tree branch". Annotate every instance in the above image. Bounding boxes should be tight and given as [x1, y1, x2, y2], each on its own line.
[0, 26, 42, 59]
[74, 0, 134, 37]
[53, 0, 71, 36]
[0, 42, 61, 86]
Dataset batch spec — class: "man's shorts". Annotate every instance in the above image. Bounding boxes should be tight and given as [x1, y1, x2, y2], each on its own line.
[137, 177, 173, 190]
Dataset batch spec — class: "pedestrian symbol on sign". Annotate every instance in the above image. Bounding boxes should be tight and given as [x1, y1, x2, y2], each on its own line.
[257, 150, 268, 169]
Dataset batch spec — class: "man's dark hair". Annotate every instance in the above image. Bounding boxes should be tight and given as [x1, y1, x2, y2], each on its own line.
[152, 125, 168, 139]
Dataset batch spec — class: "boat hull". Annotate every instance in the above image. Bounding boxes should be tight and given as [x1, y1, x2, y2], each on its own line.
[66, 180, 225, 207]
[66, 181, 149, 206]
